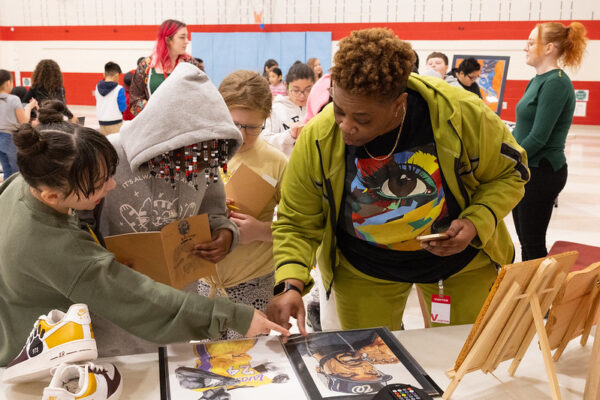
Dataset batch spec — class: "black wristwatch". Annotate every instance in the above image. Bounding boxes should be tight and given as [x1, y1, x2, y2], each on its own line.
[273, 281, 302, 296]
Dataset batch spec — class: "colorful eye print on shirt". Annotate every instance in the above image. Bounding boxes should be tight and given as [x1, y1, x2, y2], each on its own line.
[349, 146, 448, 250]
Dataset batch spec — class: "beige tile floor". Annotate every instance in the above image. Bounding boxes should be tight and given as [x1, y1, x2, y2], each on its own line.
[3, 106, 599, 332]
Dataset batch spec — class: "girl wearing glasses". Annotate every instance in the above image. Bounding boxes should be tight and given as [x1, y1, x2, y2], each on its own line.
[195, 70, 288, 340]
[445, 57, 482, 99]
[263, 62, 315, 157]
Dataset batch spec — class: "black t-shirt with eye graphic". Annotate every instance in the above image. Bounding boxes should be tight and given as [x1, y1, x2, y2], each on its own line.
[336, 89, 478, 283]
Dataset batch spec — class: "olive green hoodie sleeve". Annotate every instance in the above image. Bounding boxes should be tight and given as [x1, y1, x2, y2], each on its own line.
[455, 99, 529, 248]
[0, 175, 254, 364]
[69, 250, 254, 343]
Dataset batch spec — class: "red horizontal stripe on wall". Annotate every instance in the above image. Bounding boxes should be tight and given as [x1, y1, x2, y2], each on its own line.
[1, 20, 599, 41]
[15, 72, 598, 125]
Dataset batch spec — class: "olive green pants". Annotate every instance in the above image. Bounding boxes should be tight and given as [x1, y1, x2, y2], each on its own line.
[333, 251, 498, 330]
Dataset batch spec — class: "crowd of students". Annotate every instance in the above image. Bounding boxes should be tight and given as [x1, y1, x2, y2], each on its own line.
[0, 19, 589, 379]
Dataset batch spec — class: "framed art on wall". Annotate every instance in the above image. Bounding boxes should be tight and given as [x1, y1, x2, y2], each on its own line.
[452, 55, 510, 116]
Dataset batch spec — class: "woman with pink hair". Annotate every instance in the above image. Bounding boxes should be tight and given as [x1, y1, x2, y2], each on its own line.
[129, 19, 203, 116]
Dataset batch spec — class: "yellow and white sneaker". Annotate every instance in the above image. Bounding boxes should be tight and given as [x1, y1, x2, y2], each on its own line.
[42, 362, 123, 400]
[2, 304, 97, 384]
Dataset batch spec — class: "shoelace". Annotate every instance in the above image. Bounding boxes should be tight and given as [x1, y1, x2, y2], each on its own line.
[86, 362, 107, 374]
[25, 319, 45, 346]
[49, 362, 107, 377]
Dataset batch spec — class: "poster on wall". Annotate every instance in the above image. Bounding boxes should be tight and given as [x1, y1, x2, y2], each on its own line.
[452, 55, 510, 116]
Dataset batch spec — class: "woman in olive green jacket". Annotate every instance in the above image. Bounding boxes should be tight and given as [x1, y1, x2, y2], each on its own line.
[267, 28, 529, 333]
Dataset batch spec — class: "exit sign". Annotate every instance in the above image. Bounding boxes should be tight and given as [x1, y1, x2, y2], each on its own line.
[574, 89, 589, 101]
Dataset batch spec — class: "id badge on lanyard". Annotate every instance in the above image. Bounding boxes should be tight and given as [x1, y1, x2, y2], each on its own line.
[431, 279, 451, 324]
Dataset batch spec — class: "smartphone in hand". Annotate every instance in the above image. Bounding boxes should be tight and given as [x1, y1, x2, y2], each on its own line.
[415, 232, 449, 241]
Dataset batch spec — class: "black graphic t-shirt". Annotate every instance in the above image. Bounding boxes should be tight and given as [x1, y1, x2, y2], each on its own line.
[336, 89, 478, 283]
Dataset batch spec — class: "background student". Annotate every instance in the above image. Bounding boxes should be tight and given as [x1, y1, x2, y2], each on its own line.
[424, 51, 449, 78]
[94, 61, 127, 135]
[262, 58, 278, 80]
[129, 19, 203, 116]
[262, 62, 315, 157]
[268, 67, 287, 97]
[307, 57, 324, 80]
[445, 57, 483, 98]
[23, 59, 77, 123]
[0, 70, 37, 180]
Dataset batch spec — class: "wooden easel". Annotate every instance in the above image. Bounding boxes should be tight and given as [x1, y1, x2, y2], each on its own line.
[546, 262, 600, 362]
[443, 251, 578, 400]
[583, 323, 600, 400]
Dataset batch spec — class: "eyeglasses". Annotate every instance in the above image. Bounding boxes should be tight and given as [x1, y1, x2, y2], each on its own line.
[234, 122, 265, 136]
[466, 73, 479, 81]
[289, 86, 313, 97]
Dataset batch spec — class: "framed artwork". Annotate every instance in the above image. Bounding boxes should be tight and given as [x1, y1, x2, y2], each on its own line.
[452, 55, 510, 116]
[282, 327, 442, 399]
[159, 337, 302, 400]
[159, 328, 441, 400]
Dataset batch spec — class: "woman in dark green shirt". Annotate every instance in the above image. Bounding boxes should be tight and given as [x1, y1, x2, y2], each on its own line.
[512, 21, 588, 260]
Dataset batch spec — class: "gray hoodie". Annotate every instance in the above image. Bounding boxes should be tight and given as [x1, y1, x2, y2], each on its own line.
[100, 62, 242, 239]
[95, 62, 243, 356]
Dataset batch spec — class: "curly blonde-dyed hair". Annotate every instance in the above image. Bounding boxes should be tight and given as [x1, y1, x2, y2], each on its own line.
[219, 70, 272, 119]
[331, 28, 415, 101]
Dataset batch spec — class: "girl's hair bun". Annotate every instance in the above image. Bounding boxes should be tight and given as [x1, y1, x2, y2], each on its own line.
[13, 123, 46, 157]
[37, 99, 68, 124]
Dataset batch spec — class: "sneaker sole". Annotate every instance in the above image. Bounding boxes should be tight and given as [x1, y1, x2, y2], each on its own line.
[2, 339, 97, 384]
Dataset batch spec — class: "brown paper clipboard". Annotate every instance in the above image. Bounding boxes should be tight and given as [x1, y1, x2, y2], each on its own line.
[105, 214, 215, 289]
[225, 163, 276, 218]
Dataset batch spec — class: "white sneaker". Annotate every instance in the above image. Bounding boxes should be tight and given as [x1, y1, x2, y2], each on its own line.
[2, 304, 97, 383]
[42, 362, 123, 400]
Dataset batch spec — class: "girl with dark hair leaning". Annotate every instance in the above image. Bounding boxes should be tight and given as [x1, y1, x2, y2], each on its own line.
[0, 100, 288, 366]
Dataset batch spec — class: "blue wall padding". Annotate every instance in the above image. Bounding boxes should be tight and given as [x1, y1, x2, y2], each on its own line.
[192, 31, 332, 87]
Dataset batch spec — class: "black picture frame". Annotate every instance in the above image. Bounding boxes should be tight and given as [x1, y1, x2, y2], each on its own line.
[159, 346, 170, 400]
[452, 54, 511, 116]
[281, 327, 442, 399]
